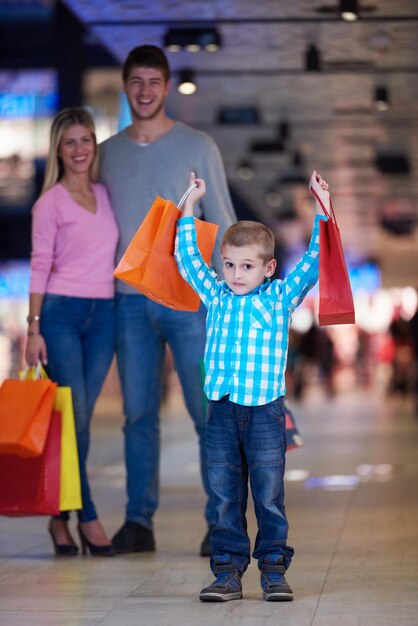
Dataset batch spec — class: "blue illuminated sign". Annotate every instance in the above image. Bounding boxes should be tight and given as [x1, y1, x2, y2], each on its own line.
[0, 92, 58, 119]
[0, 262, 30, 298]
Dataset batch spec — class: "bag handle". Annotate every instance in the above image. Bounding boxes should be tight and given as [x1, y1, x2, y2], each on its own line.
[310, 186, 337, 224]
[177, 183, 198, 210]
[19, 362, 48, 381]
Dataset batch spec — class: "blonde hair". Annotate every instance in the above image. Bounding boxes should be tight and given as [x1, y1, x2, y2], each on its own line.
[42, 107, 98, 194]
[221, 221, 275, 263]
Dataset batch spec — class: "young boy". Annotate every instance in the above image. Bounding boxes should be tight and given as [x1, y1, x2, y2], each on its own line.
[174, 170, 330, 602]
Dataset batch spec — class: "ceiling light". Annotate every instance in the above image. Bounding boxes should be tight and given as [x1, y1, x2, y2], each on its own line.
[185, 43, 201, 52]
[237, 160, 255, 181]
[165, 42, 182, 53]
[305, 44, 321, 72]
[374, 86, 389, 111]
[177, 69, 197, 95]
[340, 0, 358, 21]
[265, 191, 283, 208]
[164, 28, 221, 53]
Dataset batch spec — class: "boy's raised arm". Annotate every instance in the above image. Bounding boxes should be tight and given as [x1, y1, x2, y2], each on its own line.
[309, 169, 331, 215]
[181, 171, 206, 217]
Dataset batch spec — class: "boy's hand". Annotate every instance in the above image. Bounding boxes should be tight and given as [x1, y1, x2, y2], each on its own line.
[309, 170, 330, 214]
[182, 171, 206, 217]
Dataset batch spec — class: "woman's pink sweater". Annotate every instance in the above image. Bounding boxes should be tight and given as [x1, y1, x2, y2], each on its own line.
[30, 183, 119, 298]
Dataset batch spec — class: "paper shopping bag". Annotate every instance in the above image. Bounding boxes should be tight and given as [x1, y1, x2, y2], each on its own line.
[0, 377, 57, 457]
[310, 188, 355, 326]
[54, 387, 82, 511]
[114, 193, 218, 312]
[0, 410, 61, 516]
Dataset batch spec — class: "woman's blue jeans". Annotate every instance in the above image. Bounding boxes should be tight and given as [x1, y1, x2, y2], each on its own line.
[207, 395, 294, 575]
[115, 293, 216, 529]
[40, 294, 115, 523]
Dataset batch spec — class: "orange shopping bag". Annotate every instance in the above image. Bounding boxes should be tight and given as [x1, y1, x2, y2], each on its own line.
[0, 367, 57, 458]
[114, 184, 219, 312]
[310, 187, 355, 326]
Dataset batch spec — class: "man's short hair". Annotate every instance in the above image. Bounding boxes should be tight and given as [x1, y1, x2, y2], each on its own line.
[221, 221, 275, 263]
[122, 45, 171, 82]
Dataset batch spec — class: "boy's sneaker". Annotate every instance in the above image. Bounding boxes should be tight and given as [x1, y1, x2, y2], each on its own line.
[260, 555, 293, 602]
[200, 555, 242, 602]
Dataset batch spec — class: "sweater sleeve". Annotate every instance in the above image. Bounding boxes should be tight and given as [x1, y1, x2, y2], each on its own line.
[196, 138, 236, 274]
[29, 194, 58, 294]
[279, 214, 327, 312]
[174, 216, 219, 309]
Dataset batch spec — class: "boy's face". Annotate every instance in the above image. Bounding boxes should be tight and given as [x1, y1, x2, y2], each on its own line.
[123, 66, 170, 121]
[221, 244, 276, 295]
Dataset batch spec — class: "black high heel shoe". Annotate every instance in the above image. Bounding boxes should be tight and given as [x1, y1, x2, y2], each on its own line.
[77, 524, 115, 557]
[48, 519, 79, 556]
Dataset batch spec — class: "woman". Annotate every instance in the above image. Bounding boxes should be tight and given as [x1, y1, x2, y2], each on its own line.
[25, 108, 119, 556]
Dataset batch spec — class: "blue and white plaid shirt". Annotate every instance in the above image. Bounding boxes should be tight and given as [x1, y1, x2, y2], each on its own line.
[175, 215, 325, 406]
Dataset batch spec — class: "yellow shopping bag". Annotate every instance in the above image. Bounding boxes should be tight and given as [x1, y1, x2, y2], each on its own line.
[54, 387, 82, 511]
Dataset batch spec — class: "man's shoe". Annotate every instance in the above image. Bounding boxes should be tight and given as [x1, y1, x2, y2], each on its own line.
[260, 555, 293, 601]
[111, 521, 155, 554]
[200, 555, 242, 602]
[199, 527, 213, 557]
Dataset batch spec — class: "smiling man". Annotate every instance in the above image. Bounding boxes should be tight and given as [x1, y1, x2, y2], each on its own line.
[99, 45, 236, 557]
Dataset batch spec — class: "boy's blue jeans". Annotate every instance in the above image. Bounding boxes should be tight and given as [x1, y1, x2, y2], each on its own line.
[115, 293, 216, 529]
[207, 395, 294, 575]
[40, 294, 116, 522]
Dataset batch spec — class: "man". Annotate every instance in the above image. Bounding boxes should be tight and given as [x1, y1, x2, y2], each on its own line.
[100, 45, 236, 556]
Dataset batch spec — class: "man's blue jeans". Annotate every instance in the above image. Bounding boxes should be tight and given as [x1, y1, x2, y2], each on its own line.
[116, 293, 216, 529]
[207, 395, 294, 575]
[40, 294, 116, 522]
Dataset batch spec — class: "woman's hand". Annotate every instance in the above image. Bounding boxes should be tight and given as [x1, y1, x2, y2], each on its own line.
[309, 170, 330, 213]
[181, 171, 206, 217]
[25, 334, 48, 367]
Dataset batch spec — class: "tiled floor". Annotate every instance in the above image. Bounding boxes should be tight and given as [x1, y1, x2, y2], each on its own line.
[1, 387, 417, 626]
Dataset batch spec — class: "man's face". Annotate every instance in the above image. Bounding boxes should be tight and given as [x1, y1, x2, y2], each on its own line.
[124, 66, 170, 122]
[222, 244, 276, 295]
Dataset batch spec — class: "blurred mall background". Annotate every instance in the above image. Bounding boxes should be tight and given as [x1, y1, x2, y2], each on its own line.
[1, 3, 418, 625]
[1, 0, 418, 405]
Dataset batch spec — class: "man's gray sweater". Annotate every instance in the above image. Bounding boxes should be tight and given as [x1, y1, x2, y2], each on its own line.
[100, 122, 236, 294]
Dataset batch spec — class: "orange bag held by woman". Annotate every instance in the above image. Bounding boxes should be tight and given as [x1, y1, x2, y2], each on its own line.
[114, 184, 219, 312]
[0, 366, 57, 457]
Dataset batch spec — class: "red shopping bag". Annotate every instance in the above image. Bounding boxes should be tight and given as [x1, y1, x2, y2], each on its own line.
[0, 410, 61, 516]
[114, 186, 219, 312]
[0, 377, 57, 457]
[310, 188, 355, 326]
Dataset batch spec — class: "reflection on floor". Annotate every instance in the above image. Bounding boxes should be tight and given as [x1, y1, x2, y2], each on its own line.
[1, 387, 417, 626]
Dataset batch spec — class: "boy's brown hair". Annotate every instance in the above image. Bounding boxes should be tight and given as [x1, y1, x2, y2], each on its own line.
[221, 221, 275, 263]
[122, 45, 171, 82]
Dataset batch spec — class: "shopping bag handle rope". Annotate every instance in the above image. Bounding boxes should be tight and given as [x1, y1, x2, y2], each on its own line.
[177, 183, 198, 210]
[309, 187, 337, 224]
[19, 362, 48, 381]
